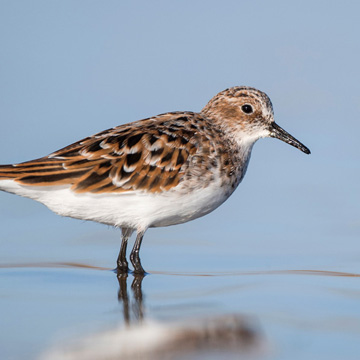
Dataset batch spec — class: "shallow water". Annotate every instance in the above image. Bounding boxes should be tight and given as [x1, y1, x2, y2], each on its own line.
[1, 234, 360, 360]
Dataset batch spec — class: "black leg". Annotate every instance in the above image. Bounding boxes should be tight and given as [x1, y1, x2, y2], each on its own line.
[117, 228, 133, 273]
[130, 231, 146, 274]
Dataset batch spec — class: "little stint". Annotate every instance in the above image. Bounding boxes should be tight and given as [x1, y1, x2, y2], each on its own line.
[0, 87, 310, 273]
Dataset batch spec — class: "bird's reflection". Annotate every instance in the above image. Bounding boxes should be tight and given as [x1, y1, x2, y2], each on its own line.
[116, 271, 145, 325]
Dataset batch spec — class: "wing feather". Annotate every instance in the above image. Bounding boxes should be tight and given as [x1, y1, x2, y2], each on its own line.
[0, 113, 201, 194]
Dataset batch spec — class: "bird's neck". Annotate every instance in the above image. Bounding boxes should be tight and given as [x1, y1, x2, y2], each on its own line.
[213, 122, 258, 194]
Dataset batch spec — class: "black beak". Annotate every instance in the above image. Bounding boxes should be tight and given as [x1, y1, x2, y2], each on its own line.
[270, 122, 311, 154]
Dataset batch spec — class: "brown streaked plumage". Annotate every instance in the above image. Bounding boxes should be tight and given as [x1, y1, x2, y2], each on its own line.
[0, 112, 237, 194]
[0, 86, 310, 274]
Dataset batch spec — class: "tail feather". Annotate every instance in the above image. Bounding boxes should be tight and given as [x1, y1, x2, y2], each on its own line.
[0, 164, 18, 179]
[0, 156, 100, 189]
[0, 158, 88, 184]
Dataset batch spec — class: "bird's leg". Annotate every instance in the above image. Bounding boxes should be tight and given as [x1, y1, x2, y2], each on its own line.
[117, 239, 128, 272]
[130, 231, 146, 274]
[117, 228, 133, 273]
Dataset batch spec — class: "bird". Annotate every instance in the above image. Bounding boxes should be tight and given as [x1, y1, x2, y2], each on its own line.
[0, 86, 310, 274]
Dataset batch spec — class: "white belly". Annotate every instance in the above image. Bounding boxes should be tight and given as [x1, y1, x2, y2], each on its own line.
[0, 178, 231, 231]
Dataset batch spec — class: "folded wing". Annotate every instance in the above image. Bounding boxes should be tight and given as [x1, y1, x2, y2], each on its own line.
[0, 114, 199, 194]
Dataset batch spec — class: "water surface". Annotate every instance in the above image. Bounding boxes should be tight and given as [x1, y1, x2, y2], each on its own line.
[1, 244, 360, 360]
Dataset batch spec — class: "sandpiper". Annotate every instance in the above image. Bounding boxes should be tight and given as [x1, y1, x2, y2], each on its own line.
[0, 87, 310, 273]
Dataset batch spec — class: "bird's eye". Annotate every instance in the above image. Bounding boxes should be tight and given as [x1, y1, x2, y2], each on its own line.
[241, 104, 253, 114]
